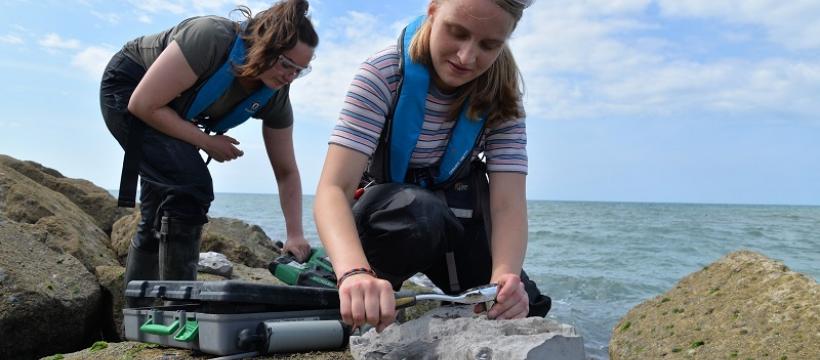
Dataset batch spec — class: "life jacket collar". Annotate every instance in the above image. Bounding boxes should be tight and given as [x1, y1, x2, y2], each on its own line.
[184, 22, 277, 134]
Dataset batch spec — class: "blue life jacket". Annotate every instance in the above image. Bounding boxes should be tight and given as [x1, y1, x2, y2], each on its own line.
[184, 25, 277, 134]
[369, 16, 486, 188]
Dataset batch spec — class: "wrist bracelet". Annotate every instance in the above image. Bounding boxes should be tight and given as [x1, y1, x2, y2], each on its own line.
[337, 267, 377, 288]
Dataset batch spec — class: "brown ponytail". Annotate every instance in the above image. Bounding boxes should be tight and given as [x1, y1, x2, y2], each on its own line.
[233, 0, 318, 78]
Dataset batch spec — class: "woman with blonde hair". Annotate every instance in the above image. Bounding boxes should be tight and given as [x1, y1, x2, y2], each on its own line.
[315, 0, 549, 332]
[100, 0, 318, 306]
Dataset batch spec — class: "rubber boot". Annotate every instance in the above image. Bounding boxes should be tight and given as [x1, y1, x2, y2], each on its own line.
[158, 214, 203, 282]
[123, 242, 159, 308]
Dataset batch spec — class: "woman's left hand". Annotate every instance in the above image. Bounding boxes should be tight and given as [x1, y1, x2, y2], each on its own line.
[475, 273, 529, 320]
[282, 235, 311, 262]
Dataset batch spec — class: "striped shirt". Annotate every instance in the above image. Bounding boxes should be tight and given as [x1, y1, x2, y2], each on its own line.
[329, 46, 528, 174]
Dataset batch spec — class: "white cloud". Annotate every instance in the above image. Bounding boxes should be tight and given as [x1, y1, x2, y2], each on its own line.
[125, 0, 269, 22]
[137, 13, 153, 24]
[127, 0, 247, 17]
[658, 0, 820, 50]
[244, 1, 273, 17]
[39, 33, 81, 50]
[289, 11, 396, 122]
[90, 10, 121, 24]
[509, 0, 820, 121]
[71, 46, 117, 81]
[0, 34, 23, 45]
[191, 0, 251, 14]
[128, 0, 186, 14]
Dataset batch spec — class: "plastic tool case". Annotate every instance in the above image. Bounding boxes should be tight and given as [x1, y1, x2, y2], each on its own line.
[123, 280, 348, 355]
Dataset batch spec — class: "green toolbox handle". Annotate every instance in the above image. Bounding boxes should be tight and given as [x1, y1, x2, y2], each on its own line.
[174, 319, 199, 342]
[139, 317, 180, 336]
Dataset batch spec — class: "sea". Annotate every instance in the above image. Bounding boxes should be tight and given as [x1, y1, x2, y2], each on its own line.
[207, 194, 820, 359]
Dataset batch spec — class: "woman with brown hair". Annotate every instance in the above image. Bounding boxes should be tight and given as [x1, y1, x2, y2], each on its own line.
[100, 0, 317, 304]
[315, 0, 549, 332]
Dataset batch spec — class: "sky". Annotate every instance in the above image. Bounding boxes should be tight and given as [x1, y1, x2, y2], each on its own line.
[1, 0, 818, 205]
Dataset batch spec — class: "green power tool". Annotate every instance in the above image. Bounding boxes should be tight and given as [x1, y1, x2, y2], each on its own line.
[268, 247, 337, 288]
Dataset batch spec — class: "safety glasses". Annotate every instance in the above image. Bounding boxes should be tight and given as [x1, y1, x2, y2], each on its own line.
[276, 54, 312, 78]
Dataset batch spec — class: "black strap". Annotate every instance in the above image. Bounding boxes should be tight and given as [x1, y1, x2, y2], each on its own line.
[202, 129, 223, 165]
[117, 117, 145, 208]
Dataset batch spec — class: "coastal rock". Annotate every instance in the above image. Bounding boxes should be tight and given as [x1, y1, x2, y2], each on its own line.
[110, 213, 280, 268]
[350, 306, 586, 360]
[201, 217, 281, 268]
[609, 250, 819, 359]
[109, 208, 139, 263]
[0, 220, 102, 360]
[0, 154, 128, 234]
[229, 262, 284, 284]
[95, 265, 127, 341]
[0, 161, 118, 271]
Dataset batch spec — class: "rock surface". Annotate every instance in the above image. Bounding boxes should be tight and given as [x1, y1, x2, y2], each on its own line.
[111, 212, 281, 268]
[0, 220, 102, 359]
[0, 154, 295, 359]
[198, 251, 234, 277]
[201, 217, 282, 268]
[40, 341, 353, 360]
[95, 265, 127, 340]
[0, 154, 128, 234]
[609, 250, 819, 359]
[0, 160, 119, 272]
[109, 208, 139, 263]
[350, 306, 586, 360]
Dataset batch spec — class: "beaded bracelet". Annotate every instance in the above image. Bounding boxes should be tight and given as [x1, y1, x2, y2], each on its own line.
[336, 267, 377, 288]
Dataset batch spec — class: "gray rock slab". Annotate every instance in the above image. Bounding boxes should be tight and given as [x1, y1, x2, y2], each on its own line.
[350, 306, 585, 360]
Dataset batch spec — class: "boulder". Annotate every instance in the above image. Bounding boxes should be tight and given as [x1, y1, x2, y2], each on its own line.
[0, 220, 102, 360]
[0, 154, 128, 234]
[109, 209, 139, 263]
[95, 265, 126, 341]
[350, 306, 586, 360]
[111, 212, 281, 268]
[201, 217, 281, 268]
[609, 250, 819, 359]
[229, 263, 284, 284]
[0, 162, 119, 271]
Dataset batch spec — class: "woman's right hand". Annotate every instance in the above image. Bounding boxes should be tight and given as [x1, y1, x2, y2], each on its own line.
[338, 273, 396, 332]
[203, 134, 244, 162]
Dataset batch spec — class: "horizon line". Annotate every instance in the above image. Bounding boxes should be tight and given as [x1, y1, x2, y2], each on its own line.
[104, 189, 820, 208]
